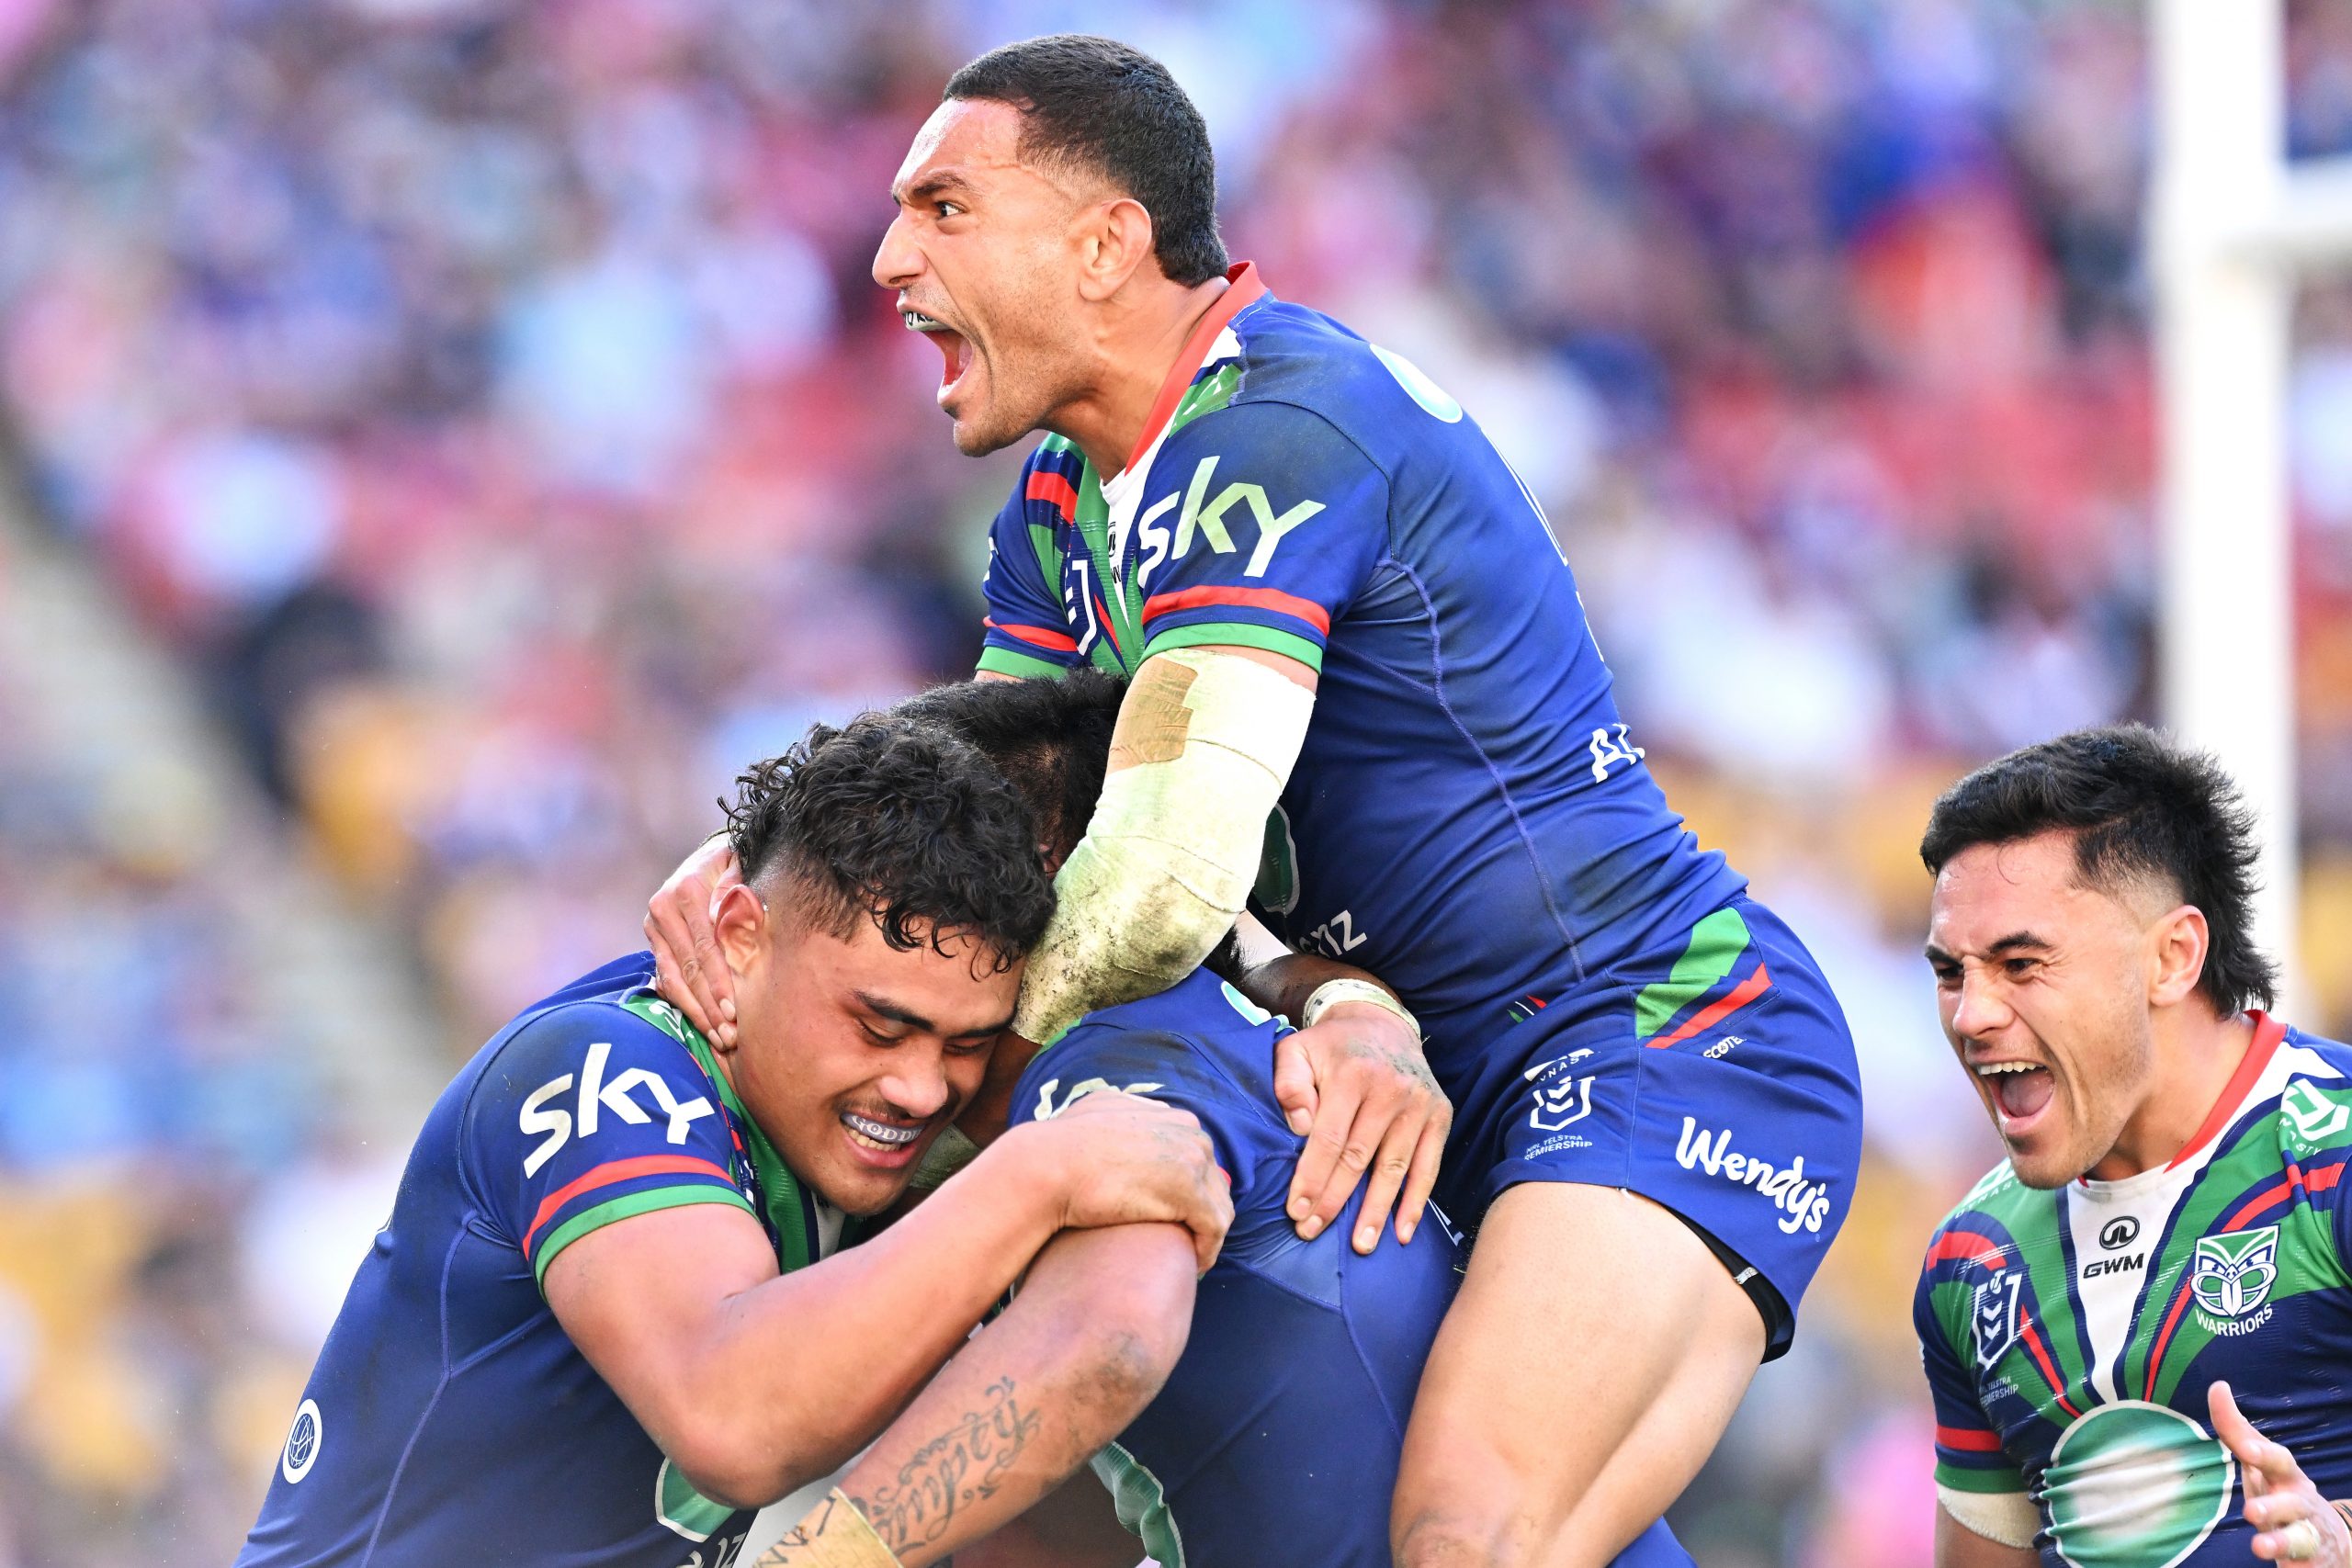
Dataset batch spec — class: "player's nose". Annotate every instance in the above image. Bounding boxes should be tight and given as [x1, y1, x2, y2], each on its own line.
[876, 1049, 953, 1122]
[873, 212, 922, 291]
[1949, 965, 2013, 1042]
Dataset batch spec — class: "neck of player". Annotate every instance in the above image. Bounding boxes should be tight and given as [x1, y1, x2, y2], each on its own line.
[1049, 271, 1231, 478]
[2093, 1007, 2256, 1181]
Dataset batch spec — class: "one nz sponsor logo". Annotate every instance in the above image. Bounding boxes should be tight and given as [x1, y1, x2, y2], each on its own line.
[1673, 1118, 1834, 1234]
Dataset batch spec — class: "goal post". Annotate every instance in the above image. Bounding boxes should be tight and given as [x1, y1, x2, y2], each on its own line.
[2153, 0, 2352, 1011]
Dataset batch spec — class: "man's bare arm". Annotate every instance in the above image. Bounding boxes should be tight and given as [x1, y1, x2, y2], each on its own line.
[1935, 1504, 2039, 1568]
[546, 1096, 1227, 1509]
[755, 1222, 1195, 1568]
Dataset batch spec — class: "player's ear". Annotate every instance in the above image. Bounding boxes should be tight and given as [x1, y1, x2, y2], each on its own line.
[712, 881, 769, 990]
[2146, 902, 2209, 1010]
[1075, 196, 1156, 304]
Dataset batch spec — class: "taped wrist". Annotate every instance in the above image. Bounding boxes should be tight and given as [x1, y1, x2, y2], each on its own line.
[1300, 977, 1420, 1037]
[752, 1488, 901, 1567]
[1013, 649, 1314, 1042]
[1938, 1484, 2038, 1550]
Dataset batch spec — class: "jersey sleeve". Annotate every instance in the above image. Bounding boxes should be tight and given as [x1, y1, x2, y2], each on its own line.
[978, 458, 1083, 680]
[1914, 1232, 2027, 1496]
[1131, 400, 1389, 673]
[1009, 1019, 1283, 1208]
[465, 1006, 753, 1291]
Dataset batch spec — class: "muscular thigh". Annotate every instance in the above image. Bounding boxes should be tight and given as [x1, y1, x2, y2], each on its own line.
[1394, 1183, 1762, 1568]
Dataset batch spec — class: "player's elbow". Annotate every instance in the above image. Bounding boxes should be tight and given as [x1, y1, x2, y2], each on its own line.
[660, 1427, 832, 1514]
[1043, 1227, 1197, 1415]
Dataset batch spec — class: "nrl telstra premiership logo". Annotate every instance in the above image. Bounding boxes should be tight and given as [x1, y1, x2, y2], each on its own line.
[2189, 1227, 2279, 1319]
[2279, 1080, 2350, 1144]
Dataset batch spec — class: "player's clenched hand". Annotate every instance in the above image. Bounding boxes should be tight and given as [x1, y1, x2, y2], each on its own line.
[644, 835, 743, 1047]
[1023, 1090, 1233, 1274]
[2210, 1381, 2351, 1565]
[1276, 1004, 1451, 1254]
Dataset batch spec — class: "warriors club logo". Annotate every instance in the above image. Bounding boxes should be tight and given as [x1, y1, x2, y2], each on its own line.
[2189, 1227, 2279, 1320]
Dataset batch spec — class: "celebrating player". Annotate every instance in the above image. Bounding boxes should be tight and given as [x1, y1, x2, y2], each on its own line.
[757, 672, 1693, 1568]
[654, 34, 1864, 1566]
[239, 717, 1231, 1568]
[1915, 726, 2352, 1568]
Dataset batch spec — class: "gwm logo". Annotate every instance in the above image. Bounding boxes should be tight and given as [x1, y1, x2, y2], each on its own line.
[2190, 1227, 2279, 1319]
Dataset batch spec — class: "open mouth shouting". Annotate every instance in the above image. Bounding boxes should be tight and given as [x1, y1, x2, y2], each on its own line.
[902, 306, 974, 404]
[1974, 1058, 2055, 1137]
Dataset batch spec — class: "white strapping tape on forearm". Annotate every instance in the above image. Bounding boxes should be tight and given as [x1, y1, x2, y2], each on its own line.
[1938, 1484, 2039, 1550]
[752, 1488, 901, 1566]
[1012, 648, 1315, 1042]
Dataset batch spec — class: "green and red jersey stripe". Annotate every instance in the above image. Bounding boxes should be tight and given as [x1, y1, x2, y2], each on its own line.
[985, 616, 1079, 653]
[523, 1154, 739, 1259]
[1140, 583, 1331, 635]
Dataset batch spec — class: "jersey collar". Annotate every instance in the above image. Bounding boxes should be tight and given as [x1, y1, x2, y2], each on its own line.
[2163, 1010, 2286, 1170]
[1121, 260, 1267, 474]
[621, 983, 822, 1267]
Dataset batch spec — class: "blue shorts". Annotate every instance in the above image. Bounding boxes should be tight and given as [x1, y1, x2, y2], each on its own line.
[1436, 897, 1862, 1359]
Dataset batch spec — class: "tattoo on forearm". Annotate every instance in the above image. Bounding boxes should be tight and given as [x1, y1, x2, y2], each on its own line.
[853, 1377, 1042, 1554]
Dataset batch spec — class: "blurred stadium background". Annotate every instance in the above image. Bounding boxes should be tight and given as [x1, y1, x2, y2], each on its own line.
[1, 0, 2349, 1562]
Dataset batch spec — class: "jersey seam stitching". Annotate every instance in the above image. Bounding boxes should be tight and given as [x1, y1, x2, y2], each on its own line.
[356, 1221, 469, 1568]
[1390, 559, 1588, 983]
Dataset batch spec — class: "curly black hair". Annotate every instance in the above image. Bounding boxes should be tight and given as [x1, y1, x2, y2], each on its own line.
[722, 716, 1056, 973]
[888, 671, 1125, 862]
[1919, 724, 2278, 1016]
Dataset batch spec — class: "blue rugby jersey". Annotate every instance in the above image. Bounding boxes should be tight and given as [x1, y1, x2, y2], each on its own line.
[976, 264, 1749, 1097]
[1009, 969, 1691, 1568]
[241, 953, 839, 1568]
[1916, 1016, 2352, 1567]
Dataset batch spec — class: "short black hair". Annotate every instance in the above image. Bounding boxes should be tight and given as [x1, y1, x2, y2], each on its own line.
[722, 716, 1056, 973]
[888, 671, 1125, 861]
[1918, 724, 2278, 1016]
[944, 34, 1228, 288]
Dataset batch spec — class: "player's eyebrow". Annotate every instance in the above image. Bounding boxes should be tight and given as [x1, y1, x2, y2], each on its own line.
[891, 170, 978, 209]
[1922, 931, 2054, 966]
[854, 990, 1013, 1040]
[1986, 931, 2053, 955]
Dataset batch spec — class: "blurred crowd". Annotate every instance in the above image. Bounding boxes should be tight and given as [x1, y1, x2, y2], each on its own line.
[3, 0, 2352, 1562]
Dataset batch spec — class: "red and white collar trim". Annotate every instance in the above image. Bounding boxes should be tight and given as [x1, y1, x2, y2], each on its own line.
[2161, 1010, 2286, 1170]
[1122, 261, 1266, 473]
[2075, 1013, 2287, 1188]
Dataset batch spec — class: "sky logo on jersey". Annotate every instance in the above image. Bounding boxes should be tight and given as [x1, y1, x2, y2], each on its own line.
[2189, 1226, 2279, 1319]
[1032, 1076, 1167, 1122]
[1145, 454, 1325, 581]
[1673, 1118, 1834, 1234]
[518, 1043, 718, 1178]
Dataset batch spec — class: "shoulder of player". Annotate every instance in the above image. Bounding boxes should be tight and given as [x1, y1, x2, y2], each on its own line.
[467, 995, 711, 1122]
[1019, 978, 1288, 1128]
[1921, 1161, 2043, 1267]
[1159, 361, 1394, 495]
